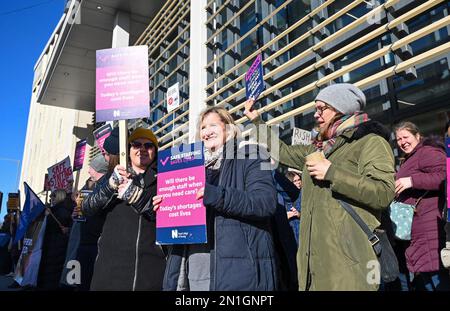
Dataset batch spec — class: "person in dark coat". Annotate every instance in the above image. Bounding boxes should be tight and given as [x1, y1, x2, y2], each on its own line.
[60, 154, 109, 290]
[82, 127, 166, 291]
[155, 107, 278, 291]
[393, 121, 450, 291]
[0, 215, 12, 275]
[37, 189, 73, 290]
[272, 169, 299, 291]
[440, 120, 450, 269]
[285, 170, 302, 246]
[75, 155, 108, 291]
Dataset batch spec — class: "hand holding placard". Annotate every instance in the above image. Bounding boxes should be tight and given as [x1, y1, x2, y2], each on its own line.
[196, 187, 204, 200]
[244, 98, 259, 121]
[152, 195, 163, 211]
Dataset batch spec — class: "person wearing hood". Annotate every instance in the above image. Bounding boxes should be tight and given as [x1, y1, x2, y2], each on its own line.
[244, 83, 396, 290]
[82, 127, 166, 290]
[393, 121, 450, 291]
[154, 107, 278, 291]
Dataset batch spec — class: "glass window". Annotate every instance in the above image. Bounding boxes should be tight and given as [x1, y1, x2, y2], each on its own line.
[394, 57, 450, 110]
[333, 38, 385, 83]
[286, 0, 313, 56]
[407, 5, 449, 55]
[362, 84, 387, 118]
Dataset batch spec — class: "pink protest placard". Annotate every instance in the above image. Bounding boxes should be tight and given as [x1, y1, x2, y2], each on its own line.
[93, 123, 112, 155]
[96, 46, 150, 122]
[47, 156, 74, 193]
[156, 143, 206, 244]
[73, 139, 87, 171]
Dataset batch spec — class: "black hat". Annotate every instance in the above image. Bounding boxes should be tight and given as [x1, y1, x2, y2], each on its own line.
[103, 126, 119, 155]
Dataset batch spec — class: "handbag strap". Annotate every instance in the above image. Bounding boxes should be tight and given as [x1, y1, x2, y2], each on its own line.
[337, 200, 382, 256]
[414, 190, 429, 208]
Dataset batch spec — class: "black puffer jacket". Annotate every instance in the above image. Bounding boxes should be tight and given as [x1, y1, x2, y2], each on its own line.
[82, 164, 166, 290]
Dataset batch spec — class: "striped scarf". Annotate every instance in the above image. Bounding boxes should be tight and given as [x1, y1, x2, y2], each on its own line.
[313, 112, 369, 155]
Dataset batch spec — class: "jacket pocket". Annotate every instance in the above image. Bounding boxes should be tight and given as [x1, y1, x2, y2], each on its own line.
[337, 217, 364, 266]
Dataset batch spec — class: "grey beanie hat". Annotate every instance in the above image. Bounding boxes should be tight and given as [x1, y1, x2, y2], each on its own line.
[89, 154, 109, 174]
[315, 83, 366, 115]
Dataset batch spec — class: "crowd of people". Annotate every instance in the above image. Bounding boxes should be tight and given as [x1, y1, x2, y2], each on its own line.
[0, 83, 449, 291]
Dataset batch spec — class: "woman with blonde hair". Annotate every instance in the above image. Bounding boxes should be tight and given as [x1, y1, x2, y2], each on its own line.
[154, 106, 278, 291]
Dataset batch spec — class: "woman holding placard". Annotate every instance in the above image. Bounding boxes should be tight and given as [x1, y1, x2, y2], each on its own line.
[82, 127, 166, 291]
[154, 107, 279, 291]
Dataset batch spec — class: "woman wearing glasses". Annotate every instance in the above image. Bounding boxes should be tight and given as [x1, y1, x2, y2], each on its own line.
[82, 127, 166, 291]
[244, 83, 396, 291]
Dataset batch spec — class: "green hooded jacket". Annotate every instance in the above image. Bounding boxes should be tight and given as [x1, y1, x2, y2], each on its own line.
[253, 117, 395, 290]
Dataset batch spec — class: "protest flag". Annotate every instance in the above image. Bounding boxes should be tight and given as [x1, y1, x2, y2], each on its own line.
[14, 215, 47, 287]
[13, 182, 46, 244]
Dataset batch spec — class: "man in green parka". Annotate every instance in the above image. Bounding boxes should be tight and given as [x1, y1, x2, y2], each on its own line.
[244, 83, 395, 290]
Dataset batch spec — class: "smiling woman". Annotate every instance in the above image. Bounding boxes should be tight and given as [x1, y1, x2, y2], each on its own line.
[394, 122, 421, 156]
[159, 106, 279, 291]
[392, 121, 450, 291]
[82, 127, 166, 291]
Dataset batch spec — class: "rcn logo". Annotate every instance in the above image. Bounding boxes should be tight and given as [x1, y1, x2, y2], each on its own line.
[171, 229, 178, 239]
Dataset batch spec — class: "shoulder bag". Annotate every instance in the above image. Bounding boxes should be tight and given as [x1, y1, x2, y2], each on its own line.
[389, 191, 428, 240]
[338, 200, 399, 283]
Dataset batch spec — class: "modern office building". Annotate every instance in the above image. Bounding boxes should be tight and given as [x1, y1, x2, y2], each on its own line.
[20, 0, 450, 200]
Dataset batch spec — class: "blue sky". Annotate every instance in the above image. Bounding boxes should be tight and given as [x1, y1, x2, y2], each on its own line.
[0, 0, 65, 221]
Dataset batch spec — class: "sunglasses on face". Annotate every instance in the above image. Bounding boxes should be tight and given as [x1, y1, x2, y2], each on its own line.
[130, 141, 154, 150]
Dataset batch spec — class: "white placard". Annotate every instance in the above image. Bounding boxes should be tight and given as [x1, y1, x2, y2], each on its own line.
[167, 82, 180, 113]
[292, 127, 312, 146]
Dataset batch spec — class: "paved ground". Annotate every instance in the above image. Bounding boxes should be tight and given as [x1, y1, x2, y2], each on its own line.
[0, 274, 21, 291]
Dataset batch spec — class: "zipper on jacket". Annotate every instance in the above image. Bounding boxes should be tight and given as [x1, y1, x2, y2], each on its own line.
[213, 166, 225, 291]
[132, 215, 142, 290]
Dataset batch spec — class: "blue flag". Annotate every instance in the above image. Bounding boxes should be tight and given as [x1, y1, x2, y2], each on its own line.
[13, 183, 46, 244]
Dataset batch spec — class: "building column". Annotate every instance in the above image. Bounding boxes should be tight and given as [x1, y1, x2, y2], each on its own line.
[188, 0, 208, 143]
[112, 11, 130, 48]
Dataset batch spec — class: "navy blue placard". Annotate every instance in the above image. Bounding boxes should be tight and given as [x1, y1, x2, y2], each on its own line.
[156, 225, 207, 245]
[158, 142, 204, 173]
[245, 54, 264, 100]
